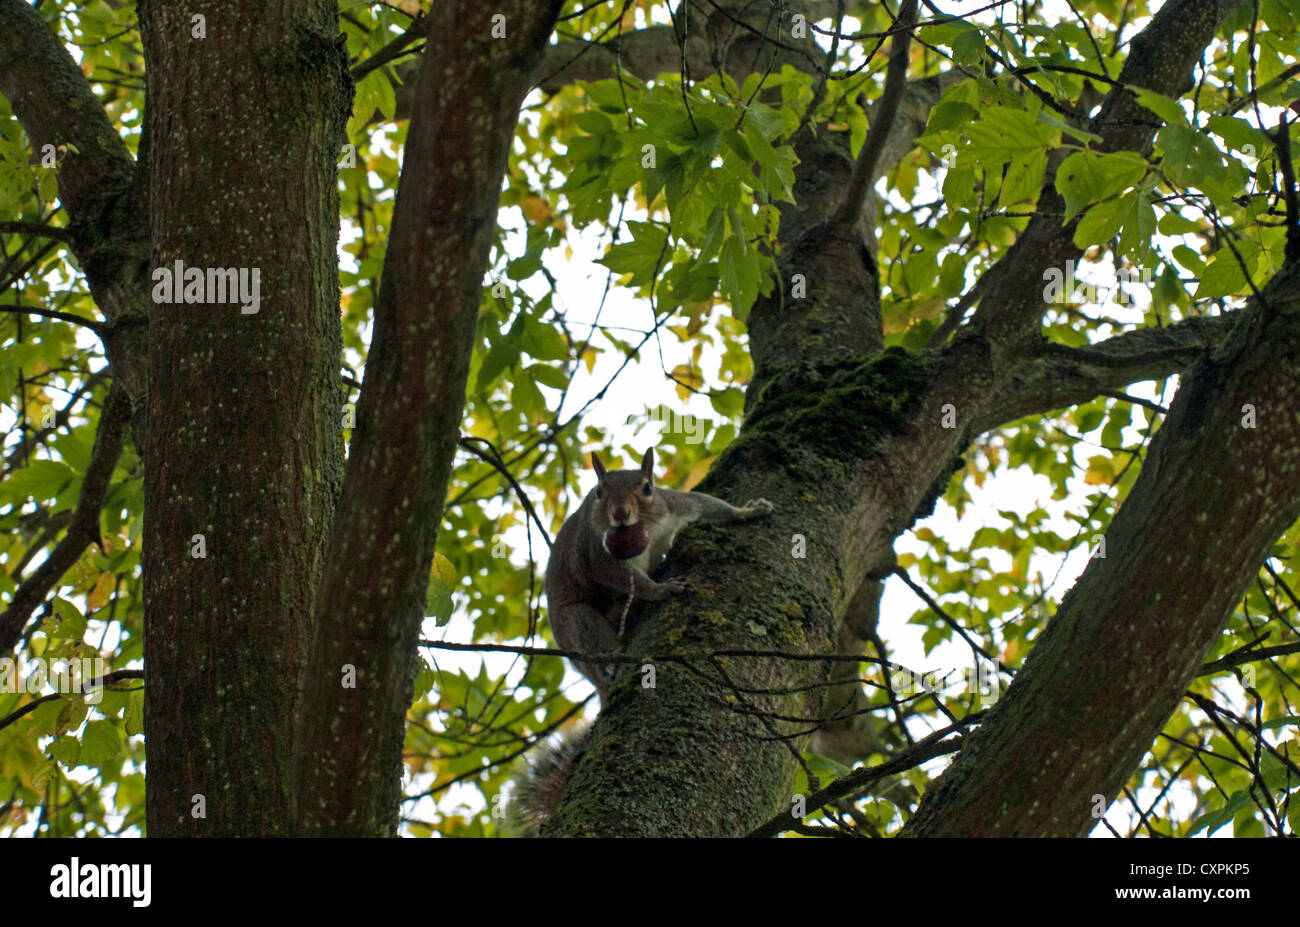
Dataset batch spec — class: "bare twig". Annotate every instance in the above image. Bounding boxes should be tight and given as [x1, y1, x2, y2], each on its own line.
[833, 0, 918, 229]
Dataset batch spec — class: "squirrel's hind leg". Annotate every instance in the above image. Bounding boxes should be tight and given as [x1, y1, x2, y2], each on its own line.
[549, 602, 620, 701]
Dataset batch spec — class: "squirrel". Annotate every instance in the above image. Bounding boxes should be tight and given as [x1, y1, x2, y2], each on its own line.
[508, 446, 774, 835]
[544, 446, 773, 700]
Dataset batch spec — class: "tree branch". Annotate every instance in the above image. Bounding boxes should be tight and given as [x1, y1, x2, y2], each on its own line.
[904, 260, 1300, 836]
[973, 314, 1239, 433]
[748, 713, 981, 838]
[0, 0, 150, 423]
[0, 382, 131, 656]
[0, 0, 134, 218]
[0, 303, 106, 336]
[295, 0, 568, 837]
[0, 222, 72, 244]
[950, 0, 1251, 354]
[832, 0, 918, 229]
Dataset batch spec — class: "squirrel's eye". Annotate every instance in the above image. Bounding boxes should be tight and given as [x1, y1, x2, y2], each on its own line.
[642, 483, 653, 496]
[595, 487, 602, 499]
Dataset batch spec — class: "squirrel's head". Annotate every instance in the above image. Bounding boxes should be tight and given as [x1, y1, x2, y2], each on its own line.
[591, 447, 658, 528]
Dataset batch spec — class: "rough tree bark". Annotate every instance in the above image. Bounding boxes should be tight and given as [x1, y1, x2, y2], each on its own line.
[136, 0, 353, 835]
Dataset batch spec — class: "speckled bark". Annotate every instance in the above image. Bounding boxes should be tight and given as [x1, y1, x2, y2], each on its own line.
[292, 2, 566, 835]
[139, 0, 352, 835]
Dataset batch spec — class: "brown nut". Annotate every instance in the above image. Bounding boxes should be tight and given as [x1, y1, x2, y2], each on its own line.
[602, 523, 650, 560]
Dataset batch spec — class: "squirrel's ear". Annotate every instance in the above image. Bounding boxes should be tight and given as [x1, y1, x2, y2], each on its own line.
[591, 452, 606, 480]
[641, 447, 655, 480]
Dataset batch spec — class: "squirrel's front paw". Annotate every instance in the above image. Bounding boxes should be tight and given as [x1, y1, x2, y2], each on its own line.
[745, 498, 774, 516]
[659, 577, 691, 596]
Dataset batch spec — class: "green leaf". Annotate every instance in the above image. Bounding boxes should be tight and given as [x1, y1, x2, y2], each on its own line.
[2, 459, 76, 503]
[1206, 115, 1271, 155]
[1073, 199, 1125, 248]
[926, 101, 978, 133]
[596, 221, 669, 286]
[48, 735, 81, 767]
[527, 363, 568, 390]
[1055, 151, 1147, 221]
[1172, 244, 1205, 273]
[50, 598, 87, 641]
[1193, 249, 1249, 299]
[425, 577, 454, 626]
[1132, 89, 1188, 127]
[413, 658, 437, 700]
[942, 167, 974, 211]
[476, 340, 518, 390]
[720, 232, 761, 318]
[512, 372, 547, 422]
[125, 691, 144, 737]
[1158, 212, 1201, 236]
[951, 27, 985, 65]
[709, 387, 744, 418]
[79, 719, 121, 769]
[966, 105, 1053, 167]
[573, 109, 613, 135]
[1159, 126, 1229, 198]
[999, 151, 1046, 208]
[1118, 189, 1156, 258]
[520, 316, 568, 361]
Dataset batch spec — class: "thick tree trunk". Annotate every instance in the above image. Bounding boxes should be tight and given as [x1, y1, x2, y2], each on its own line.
[138, 0, 351, 836]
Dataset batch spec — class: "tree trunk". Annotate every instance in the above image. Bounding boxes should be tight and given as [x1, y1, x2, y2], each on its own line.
[138, 0, 352, 836]
[293, 1, 565, 836]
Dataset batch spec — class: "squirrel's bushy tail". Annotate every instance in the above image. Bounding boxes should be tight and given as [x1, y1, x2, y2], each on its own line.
[506, 724, 590, 837]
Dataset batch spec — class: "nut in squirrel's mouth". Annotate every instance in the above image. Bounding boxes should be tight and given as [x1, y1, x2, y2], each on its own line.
[602, 522, 650, 560]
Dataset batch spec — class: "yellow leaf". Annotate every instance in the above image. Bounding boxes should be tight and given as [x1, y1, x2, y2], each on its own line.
[519, 195, 552, 225]
[682, 455, 715, 491]
[86, 573, 116, 612]
[1083, 454, 1111, 485]
[431, 552, 456, 586]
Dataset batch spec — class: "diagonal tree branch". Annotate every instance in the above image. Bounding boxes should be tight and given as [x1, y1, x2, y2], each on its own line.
[939, 0, 1249, 356]
[832, 0, 917, 229]
[974, 313, 1240, 433]
[0, 0, 134, 218]
[904, 259, 1300, 836]
[294, 0, 567, 836]
[0, 382, 131, 656]
[0, 0, 151, 424]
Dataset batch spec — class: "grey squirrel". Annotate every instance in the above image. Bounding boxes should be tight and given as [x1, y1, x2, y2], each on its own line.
[509, 446, 773, 835]
[545, 446, 773, 699]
